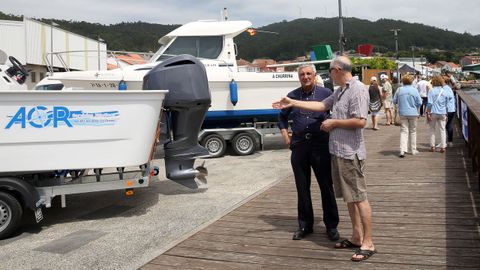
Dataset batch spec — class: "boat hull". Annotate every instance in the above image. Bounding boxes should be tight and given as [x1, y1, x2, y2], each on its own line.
[51, 68, 299, 126]
[0, 90, 167, 172]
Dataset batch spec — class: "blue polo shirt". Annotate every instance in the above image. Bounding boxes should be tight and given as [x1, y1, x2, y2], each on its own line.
[277, 85, 332, 144]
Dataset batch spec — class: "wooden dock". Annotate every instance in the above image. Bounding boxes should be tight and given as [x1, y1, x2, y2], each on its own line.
[142, 119, 480, 269]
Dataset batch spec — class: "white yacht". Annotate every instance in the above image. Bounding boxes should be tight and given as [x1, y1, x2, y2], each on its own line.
[46, 20, 330, 124]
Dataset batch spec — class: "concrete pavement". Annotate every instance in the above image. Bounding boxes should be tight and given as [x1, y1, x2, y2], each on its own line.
[0, 135, 291, 270]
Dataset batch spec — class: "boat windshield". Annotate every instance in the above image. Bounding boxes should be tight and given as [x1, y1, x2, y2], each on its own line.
[34, 83, 64, 90]
[157, 36, 223, 61]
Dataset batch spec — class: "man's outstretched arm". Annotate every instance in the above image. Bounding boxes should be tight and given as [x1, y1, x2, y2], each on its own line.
[273, 96, 327, 112]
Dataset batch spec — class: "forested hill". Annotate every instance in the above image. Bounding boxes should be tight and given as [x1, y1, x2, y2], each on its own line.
[236, 17, 480, 61]
[1, 11, 479, 62]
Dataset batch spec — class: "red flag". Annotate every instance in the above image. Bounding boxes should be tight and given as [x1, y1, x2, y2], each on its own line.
[246, 28, 257, 36]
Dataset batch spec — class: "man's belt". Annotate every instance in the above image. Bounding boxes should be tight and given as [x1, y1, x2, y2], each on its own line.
[293, 132, 320, 140]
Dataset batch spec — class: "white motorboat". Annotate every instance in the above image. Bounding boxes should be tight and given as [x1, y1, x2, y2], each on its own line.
[45, 20, 330, 125]
[0, 90, 167, 172]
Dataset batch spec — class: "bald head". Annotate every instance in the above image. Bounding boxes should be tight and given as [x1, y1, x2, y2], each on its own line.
[330, 56, 352, 72]
[329, 56, 353, 86]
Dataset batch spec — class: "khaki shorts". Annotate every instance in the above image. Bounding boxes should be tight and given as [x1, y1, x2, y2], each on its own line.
[331, 154, 367, 203]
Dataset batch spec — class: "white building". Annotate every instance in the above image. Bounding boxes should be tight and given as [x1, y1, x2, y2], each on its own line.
[0, 18, 107, 89]
[396, 57, 435, 76]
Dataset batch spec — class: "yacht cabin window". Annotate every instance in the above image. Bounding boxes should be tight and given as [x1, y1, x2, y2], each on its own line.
[162, 36, 223, 60]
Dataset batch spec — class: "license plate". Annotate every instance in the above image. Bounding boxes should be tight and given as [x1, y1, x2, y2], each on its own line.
[34, 208, 43, 223]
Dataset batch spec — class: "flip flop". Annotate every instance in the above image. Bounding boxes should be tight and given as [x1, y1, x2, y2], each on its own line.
[334, 239, 361, 249]
[351, 249, 377, 262]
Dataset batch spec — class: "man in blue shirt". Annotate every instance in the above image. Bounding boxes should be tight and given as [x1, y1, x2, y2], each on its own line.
[274, 57, 376, 262]
[278, 64, 340, 241]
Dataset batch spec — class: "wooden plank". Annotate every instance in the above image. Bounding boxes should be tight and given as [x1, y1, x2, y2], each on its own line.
[226, 212, 479, 226]
[198, 223, 480, 247]
[220, 215, 480, 233]
[170, 241, 480, 268]
[141, 114, 480, 269]
[165, 246, 450, 270]
[146, 254, 265, 270]
[240, 202, 479, 214]
[187, 231, 480, 258]
[197, 225, 480, 249]
[250, 197, 480, 207]
[228, 208, 478, 219]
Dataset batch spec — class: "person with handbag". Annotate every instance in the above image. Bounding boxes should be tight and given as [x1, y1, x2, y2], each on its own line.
[380, 74, 394, 126]
[368, 76, 382, 130]
[442, 76, 456, 147]
[426, 75, 454, 153]
[393, 74, 422, 158]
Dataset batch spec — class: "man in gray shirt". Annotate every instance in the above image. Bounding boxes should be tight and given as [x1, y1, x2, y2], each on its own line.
[273, 56, 376, 262]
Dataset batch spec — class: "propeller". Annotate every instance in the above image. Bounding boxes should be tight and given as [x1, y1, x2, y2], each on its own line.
[194, 161, 208, 188]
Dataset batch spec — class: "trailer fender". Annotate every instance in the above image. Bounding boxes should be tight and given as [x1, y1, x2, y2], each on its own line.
[0, 177, 40, 210]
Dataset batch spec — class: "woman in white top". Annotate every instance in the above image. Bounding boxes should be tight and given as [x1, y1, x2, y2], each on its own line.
[416, 76, 431, 116]
[426, 75, 453, 153]
[381, 74, 394, 125]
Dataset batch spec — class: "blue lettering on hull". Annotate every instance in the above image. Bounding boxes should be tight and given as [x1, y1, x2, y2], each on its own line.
[4, 106, 120, 129]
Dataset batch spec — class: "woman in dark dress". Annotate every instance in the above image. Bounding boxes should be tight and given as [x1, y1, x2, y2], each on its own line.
[368, 76, 382, 130]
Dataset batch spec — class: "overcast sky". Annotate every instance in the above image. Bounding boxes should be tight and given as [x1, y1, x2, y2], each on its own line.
[2, 0, 479, 35]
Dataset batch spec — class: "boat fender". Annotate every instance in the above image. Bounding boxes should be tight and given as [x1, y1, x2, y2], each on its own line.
[118, 80, 127, 90]
[229, 79, 238, 106]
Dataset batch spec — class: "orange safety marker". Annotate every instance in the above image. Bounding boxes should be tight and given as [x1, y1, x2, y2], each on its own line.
[125, 189, 134, 196]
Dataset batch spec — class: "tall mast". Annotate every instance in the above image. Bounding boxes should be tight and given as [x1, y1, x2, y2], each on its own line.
[338, 0, 345, 55]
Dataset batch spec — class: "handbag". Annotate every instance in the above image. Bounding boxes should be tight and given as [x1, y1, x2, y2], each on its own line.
[369, 100, 382, 111]
[394, 106, 401, 125]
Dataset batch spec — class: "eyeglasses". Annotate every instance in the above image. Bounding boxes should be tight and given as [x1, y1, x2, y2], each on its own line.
[329, 67, 341, 73]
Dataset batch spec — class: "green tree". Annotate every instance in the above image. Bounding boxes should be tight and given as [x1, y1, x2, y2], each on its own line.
[352, 57, 396, 69]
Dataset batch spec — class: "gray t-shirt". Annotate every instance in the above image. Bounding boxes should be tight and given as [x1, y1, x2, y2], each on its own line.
[322, 77, 370, 160]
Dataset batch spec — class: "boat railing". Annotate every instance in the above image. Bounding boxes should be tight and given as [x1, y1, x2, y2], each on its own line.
[44, 50, 155, 74]
[456, 88, 480, 192]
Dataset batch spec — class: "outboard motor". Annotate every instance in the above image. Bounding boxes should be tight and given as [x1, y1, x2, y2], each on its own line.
[143, 55, 211, 189]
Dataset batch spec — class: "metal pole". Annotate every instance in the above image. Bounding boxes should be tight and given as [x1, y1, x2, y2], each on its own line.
[390, 29, 401, 81]
[421, 55, 424, 76]
[223, 7, 228, 21]
[411, 46, 415, 73]
[50, 23, 53, 70]
[97, 36, 100, 70]
[338, 0, 344, 55]
[97, 36, 105, 70]
[50, 22, 59, 72]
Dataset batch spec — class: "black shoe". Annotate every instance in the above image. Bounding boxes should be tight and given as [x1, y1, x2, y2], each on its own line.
[292, 228, 313, 240]
[326, 228, 340, 241]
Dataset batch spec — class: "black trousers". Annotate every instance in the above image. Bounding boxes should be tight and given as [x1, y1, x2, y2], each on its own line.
[446, 112, 455, 142]
[290, 138, 339, 230]
[420, 97, 428, 116]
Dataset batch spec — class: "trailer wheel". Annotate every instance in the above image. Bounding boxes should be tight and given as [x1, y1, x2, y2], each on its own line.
[232, 132, 256, 156]
[201, 134, 226, 158]
[0, 191, 23, 239]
